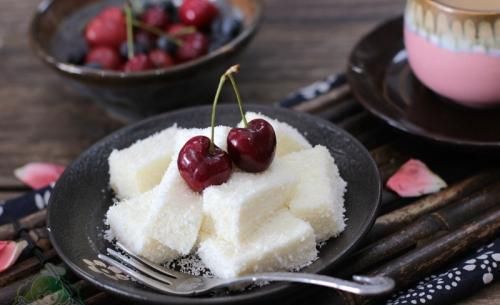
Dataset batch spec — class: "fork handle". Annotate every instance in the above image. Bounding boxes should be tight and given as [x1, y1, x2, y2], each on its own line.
[213, 272, 395, 296]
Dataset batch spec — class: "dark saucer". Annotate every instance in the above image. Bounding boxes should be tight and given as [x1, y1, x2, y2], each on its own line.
[347, 17, 500, 150]
[47, 104, 381, 304]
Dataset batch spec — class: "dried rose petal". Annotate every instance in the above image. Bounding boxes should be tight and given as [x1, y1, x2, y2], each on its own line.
[14, 162, 65, 189]
[0, 241, 8, 252]
[0, 240, 28, 272]
[386, 159, 447, 197]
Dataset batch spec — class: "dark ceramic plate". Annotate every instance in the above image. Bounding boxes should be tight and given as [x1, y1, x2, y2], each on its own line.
[48, 105, 381, 304]
[347, 17, 500, 150]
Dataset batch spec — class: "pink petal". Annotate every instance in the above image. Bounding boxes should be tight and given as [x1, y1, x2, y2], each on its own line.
[0, 241, 8, 252]
[14, 162, 65, 189]
[386, 159, 447, 197]
[0, 240, 28, 272]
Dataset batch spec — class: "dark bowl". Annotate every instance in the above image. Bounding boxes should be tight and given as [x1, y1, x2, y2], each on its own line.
[48, 104, 382, 304]
[30, 0, 262, 121]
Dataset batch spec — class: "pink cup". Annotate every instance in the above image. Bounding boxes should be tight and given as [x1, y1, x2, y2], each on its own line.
[404, 0, 500, 107]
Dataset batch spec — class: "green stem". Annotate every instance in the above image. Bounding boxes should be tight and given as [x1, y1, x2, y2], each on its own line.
[170, 26, 197, 37]
[131, 20, 185, 46]
[210, 75, 227, 152]
[124, 4, 134, 59]
[227, 74, 248, 127]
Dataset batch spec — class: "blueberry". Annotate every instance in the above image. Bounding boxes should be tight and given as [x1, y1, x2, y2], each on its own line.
[136, 41, 151, 54]
[212, 17, 242, 40]
[66, 47, 87, 65]
[156, 36, 178, 54]
[135, 33, 153, 50]
[119, 41, 150, 59]
[84, 62, 102, 69]
[162, 1, 178, 21]
[119, 42, 129, 58]
[221, 17, 242, 39]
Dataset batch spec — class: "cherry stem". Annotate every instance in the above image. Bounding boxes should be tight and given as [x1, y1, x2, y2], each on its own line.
[210, 74, 227, 152]
[131, 20, 188, 46]
[124, 4, 134, 59]
[226, 73, 248, 127]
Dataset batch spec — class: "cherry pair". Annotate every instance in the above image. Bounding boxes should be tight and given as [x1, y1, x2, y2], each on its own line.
[178, 65, 276, 192]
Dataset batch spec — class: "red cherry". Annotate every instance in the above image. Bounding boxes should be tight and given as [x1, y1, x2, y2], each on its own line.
[175, 32, 209, 62]
[177, 136, 232, 192]
[98, 6, 125, 24]
[142, 6, 169, 28]
[149, 49, 175, 68]
[85, 16, 126, 48]
[85, 46, 121, 70]
[227, 119, 276, 172]
[123, 54, 153, 72]
[179, 0, 218, 29]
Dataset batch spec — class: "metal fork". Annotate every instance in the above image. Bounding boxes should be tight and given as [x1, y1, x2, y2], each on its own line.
[98, 243, 394, 296]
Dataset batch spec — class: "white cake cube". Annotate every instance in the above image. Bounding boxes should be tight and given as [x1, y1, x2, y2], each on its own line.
[198, 210, 317, 278]
[202, 164, 297, 245]
[238, 112, 312, 157]
[281, 145, 347, 241]
[106, 188, 179, 263]
[146, 160, 203, 255]
[174, 126, 231, 154]
[109, 125, 178, 199]
[194, 218, 214, 250]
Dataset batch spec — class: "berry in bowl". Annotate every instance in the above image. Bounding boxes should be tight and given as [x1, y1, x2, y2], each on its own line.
[30, 0, 262, 121]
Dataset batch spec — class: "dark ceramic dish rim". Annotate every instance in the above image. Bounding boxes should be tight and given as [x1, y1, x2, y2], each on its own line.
[47, 104, 382, 304]
[347, 16, 500, 150]
[29, 0, 263, 81]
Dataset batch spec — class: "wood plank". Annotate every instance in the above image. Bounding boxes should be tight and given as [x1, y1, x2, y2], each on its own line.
[0, 191, 24, 202]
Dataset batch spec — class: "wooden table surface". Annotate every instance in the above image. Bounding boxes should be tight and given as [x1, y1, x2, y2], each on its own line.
[0, 0, 498, 304]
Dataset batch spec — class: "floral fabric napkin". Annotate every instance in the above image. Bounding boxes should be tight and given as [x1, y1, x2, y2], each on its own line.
[0, 185, 53, 226]
[386, 240, 500, 305]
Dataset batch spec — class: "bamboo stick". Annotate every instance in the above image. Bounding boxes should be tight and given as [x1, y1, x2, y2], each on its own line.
[371, 208, 500, 290]
[0, 274, 38, 305]
[366, 170, 500, 241]
[370, 142, 408, 167]
[84, 292, 120, 305]
[292, 84, 351, 113]
[355, 125, 394, 150]
[319, 99, 363, 123]
[343, 183, 500, 274]
[339, 207, 500, 305]
[0, 209, 47, 240]
[0, 249, 57, 287]
[337, 112, 377, 136]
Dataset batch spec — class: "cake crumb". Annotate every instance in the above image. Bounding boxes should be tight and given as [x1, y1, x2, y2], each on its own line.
[167, 255, 214, 277]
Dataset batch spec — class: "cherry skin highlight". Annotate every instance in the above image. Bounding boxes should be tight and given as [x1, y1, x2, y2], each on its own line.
[179, 0, 218, 29]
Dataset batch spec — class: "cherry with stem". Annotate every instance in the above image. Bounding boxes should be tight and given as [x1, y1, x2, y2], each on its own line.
[225, 65, 277, 172]
[177, 67, 233, 192]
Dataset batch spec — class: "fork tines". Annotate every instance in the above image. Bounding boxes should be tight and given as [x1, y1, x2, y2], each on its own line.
[97, 243, 186, 294]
